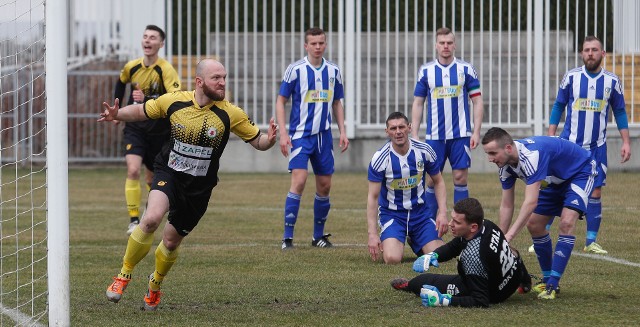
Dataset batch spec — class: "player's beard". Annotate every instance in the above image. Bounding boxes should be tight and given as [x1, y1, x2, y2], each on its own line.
[584, 56, 603, 72]
[203, 83, 225, 101]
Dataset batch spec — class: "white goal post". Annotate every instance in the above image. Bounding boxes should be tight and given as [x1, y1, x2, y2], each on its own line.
[1, 0, 69, 325]
[46, 0, 70, 325]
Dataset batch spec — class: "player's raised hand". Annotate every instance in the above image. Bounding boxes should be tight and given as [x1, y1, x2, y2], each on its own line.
[99, 98, 120, 122]
[267, 117, 278, 144]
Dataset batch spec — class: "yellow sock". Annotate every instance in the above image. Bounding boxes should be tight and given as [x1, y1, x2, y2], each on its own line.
[150, 241, 179, 291]
[125, 178, 141, 218]
[118, 225, 154, 279]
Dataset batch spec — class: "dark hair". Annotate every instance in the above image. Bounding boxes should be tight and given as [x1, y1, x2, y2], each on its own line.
[146, 25, 166, 41]
[436, 27, 454, 38]
[481, 127, 514, 147]
[582, 35, 603, 50]
[305, 27, 326, 43]
[385, 111, 409, 126]
[453, 198, 484, 226]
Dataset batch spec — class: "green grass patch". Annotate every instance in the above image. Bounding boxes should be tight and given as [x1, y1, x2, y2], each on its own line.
[8, 167, 640, 325]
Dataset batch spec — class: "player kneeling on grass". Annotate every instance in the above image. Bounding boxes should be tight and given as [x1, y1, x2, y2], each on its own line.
[367, 112, 449, 264]
[391, 198, 532, 307]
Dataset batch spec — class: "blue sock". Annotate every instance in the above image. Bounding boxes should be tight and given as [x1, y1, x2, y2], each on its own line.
[532, 234, 553, 283]
[585, 197, 602, 246]
[313, 194, 330, 239]
[425, 186, 437, 219]
[453, 184, 469, 204]
[283, 192, 301, 240]
[548, 234, 576, 290]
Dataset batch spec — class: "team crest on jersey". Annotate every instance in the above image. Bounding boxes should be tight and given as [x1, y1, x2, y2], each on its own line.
[417, 159, 424, 172]
[206, 127, 218, 139]
[329, 77, 335, 88]
[458, 72, 465, 82]
[604, 87, 611, 98]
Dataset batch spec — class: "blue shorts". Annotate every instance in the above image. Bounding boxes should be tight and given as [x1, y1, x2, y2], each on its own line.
[591, 144, 607, 188]
[426, 137, 471, 171]
[288, 129, 334, 175]
[378, 205, 440, 255]
[533, 159, 597, 217]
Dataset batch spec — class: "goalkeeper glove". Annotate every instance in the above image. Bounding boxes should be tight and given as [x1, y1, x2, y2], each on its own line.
[412, 252, 439, 273]
[420, 285, 452, 307]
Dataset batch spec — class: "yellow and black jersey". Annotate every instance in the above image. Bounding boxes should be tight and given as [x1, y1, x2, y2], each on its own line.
[145, 91, 260, 196]
[116, 57, 182, 135]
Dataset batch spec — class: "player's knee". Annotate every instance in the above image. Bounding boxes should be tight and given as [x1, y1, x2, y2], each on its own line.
[558, 219, 576, 235]
[127, 169, 141, 180]
[383, 252, 403, 265]
[139, 214, 162, 232]
[526, 219, 546, 235]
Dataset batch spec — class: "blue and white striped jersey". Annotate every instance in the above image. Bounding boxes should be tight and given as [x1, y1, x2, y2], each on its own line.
[498, 136, 591, 190]
[414, 57, 482, 140]
[556, 66, 626, 150]
[368, 139, 440, 211]
[279, 56, 344, 140]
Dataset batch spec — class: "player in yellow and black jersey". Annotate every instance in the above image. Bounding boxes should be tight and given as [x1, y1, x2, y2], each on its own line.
[113, 25, 182, 235]
[100, 59, 277, 311]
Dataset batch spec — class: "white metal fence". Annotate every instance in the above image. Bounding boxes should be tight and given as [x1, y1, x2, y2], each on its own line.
[5, 0, 640, 163]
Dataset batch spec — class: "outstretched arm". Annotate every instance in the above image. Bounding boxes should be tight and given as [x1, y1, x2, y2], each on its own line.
[249, 117, 278, 151]
[505, 182, 540, 242]
[98, 98, 146, 122]
[498, 186, 516, 234]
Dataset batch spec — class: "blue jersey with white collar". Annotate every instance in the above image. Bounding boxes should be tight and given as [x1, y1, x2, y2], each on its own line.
[279, 56, 344, 140]
[556, 66, 626, 150]
[368, 139, 440, 211]
[498, 136, 591, 190]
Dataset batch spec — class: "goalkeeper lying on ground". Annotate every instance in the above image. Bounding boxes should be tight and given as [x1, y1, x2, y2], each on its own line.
[391, 198, 532, 307]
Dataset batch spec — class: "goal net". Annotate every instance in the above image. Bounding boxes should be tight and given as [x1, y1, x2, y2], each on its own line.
[1, 0, 53, 326]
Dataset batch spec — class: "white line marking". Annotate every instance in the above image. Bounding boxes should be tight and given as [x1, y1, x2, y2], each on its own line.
[572, 251, 640, 268]
[0, 305, 45, 327]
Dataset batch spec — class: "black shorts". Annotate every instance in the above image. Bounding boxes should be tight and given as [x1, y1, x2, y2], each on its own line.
[151, 168, 212, 237]
[123, 124, 169, 171]
[407, 274, 468, 297]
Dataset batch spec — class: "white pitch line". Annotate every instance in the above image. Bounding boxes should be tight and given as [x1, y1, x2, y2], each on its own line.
[572, 251, 640, 268]
[0, 305, 45, 327]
